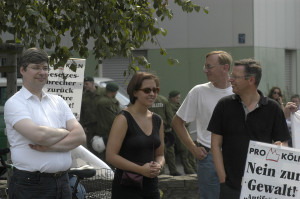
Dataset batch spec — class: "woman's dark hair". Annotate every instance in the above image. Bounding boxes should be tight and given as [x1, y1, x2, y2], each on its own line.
[127, 72, 159, 104]
[267, 86, 283, 99]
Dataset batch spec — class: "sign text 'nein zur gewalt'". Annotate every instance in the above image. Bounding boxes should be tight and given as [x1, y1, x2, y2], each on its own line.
[240, 141, 300, 199]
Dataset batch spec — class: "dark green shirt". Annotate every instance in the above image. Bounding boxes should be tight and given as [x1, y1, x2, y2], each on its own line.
[169, 100, 190, 129]
[169, 100, 180, 116]
[80, 87, 105, 127]
[96, 93, 121, 143]
[149, 95, 173, 131]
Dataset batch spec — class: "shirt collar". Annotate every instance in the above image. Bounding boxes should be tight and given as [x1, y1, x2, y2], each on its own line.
[232, 90, 268, 106]
[20, 86, 49, 100]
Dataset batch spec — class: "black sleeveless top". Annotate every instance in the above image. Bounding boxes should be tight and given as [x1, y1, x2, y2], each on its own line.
[119, 110, 162, 164]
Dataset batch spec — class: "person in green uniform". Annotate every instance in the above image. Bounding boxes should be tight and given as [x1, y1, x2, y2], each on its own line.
[92, 82, 121, 162]
[149, 94, 181, 176]
[80, 76, 105, 152]
[169, 90, 197, 174]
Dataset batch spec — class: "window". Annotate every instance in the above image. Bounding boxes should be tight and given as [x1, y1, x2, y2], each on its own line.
[285, 50, 297, 99]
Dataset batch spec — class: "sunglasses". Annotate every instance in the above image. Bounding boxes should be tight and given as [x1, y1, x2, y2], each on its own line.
[139, 87, 160, 94]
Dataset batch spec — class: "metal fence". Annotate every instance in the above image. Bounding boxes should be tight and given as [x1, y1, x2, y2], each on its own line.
[82, 168, 114, 199]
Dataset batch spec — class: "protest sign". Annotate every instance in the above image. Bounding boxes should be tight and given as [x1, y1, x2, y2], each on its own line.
[291, 111, 300, 149]
[43, 58, 86, 120]
[240, 140, 300, 199]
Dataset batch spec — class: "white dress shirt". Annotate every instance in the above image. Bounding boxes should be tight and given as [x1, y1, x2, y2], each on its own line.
[4, 86, 74, 172]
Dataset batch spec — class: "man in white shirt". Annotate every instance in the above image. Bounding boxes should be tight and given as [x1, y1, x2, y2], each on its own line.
[4, 48, 86, 199]
[284, 94, 300, 147]
[172, 51, 233, 199]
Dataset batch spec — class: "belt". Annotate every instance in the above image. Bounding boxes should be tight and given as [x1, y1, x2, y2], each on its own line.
[196, 142, 210, 153]
[13, 167, 69, 178]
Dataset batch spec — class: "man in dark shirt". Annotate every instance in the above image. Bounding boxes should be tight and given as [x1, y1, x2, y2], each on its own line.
[208, 58, 291, 199]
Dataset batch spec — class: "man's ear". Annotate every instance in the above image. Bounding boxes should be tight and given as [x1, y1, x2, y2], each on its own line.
[223, 64, 230, 71]
[20, 66, 25, 75]
[249, 75, 256, 85]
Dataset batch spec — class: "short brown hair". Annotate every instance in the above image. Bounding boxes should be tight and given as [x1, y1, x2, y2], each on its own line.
[127, 72, 159, 104]
[19, 48, 49, 70]
[234, 58, 262, 87]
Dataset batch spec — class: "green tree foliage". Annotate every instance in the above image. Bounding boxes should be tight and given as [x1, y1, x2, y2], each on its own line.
[0, 0, 207, 72]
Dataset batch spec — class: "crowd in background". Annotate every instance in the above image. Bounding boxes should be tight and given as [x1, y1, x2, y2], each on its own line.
[3, 47, 300, 199]
[79, 51, 300, 199]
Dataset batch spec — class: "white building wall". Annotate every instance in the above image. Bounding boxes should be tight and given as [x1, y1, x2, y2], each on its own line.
[254, 0, 300, 49]
[143, 0, 254, 49]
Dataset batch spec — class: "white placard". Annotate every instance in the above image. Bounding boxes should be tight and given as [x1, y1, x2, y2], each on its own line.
[71, 145, 114, 179]
[43, 58, 86, 120]
[291, 111, 300, 149]
[241, 140, 300, 199]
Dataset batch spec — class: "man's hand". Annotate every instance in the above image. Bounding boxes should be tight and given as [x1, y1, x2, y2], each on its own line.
[193, 146, 207, 160]
[274, 141, 288, 147]
[284, 102, 298, 118]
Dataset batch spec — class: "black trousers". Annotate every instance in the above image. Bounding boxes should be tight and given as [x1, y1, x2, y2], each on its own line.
[9, 169, 71, 199]
[219, 182, 241, 199]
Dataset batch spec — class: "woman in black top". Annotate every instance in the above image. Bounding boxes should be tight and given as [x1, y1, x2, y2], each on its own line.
[106, 72, 165, 199]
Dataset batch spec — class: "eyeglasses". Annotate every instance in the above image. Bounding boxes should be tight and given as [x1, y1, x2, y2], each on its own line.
[229, 74, 250, 80]
[27, 66, 50, 72]
[203, 64, 218, 71]
[139, 87, 160, 94]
